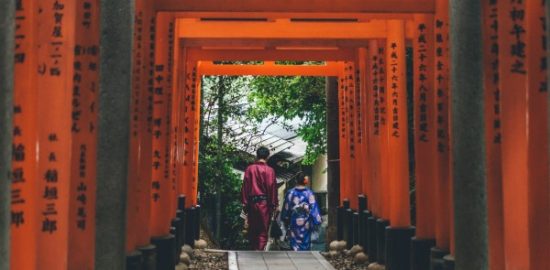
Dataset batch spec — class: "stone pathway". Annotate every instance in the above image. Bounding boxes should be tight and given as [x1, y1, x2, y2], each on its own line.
[229, 251, 336, 270]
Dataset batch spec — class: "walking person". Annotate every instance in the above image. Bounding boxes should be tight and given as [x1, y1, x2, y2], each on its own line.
[281, 173, 322, 251]
[241, 146, 279, 250]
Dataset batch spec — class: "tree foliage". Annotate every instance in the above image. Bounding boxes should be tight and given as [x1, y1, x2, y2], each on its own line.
[247, 76, 326, 164]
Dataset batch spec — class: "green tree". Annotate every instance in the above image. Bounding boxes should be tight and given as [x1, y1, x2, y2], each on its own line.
[247, 76, 326, 164]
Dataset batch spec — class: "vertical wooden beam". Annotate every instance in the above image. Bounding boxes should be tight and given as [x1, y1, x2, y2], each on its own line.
[68, 1, 100, 268]
[0, 0, 15, 268]
[97, 0, 134, 268]
[411, 13, 438, 270]
[386, 20, 410, 228]
[413, 13, 437, 240]
[10, 1, 36, 269]
[356, 50, 369, 202]
[482, 0, 505, 269]
[433, 0, 452, 254]
[326, 76, 340, 246]
[498, 0, 531, 268]
[377, 42, 391, 222]
[182, 61, 200, 206]
[339, 70, 350, 204]
[450, 0, 488, 269]
[347, 62, 360, 208]
[126, 0, 146, 254]
[385, 19, 416, 270]
[367, 41, 382, 217]
[150, 12, 174, 238]
[526, 0, 550, 268]
[34, 1, 76, 268]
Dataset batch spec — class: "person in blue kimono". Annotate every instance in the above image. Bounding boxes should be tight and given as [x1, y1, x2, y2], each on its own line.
[281, 173, 322, 251]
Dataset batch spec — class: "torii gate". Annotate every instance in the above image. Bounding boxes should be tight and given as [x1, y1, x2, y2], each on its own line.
[0, 1, 549, 270]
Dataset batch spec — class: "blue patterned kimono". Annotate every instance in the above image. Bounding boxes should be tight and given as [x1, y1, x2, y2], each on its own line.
[281, 187, 322, 251]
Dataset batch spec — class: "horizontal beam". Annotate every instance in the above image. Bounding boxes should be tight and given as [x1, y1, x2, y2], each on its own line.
[197, 61, 342, 76]
[177, 18, 415, 39]
[163, 12, 415, 20]
[156, 0, 435, 13]
[187, 48, 357, 61]
[182, 38, 372, 49]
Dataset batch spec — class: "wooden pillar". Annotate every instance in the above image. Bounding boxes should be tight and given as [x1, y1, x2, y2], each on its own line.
[366, 41, 381, 217]
[9, 1, 36, 269]
[34, 1, 76, 268]
[326, 76, 340, 246]
[386, 20, 410, 228]
[450, 0, 488, 269]
[97, 0, 134, 268]
[498, 0, 530, 268]
[385, 19, 415, 270]
[377, 42, 391, 222]
[68, 1, 100, 268]
[526, 0, 550, 268]
[482, 0, 505, 269]
[411, 13, 438, 270]
[182, 60, 200, 206]
[356, 50, 369, 203]
[0, 0, 15, 268]
[433, 0, 452, 254]
[413, 13, 437, 240]
[339, 68, 351, 204]
[347, 62, 360, 208]
[150, 12, 174, 238]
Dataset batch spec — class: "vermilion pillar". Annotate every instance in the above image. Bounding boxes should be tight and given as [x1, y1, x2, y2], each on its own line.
[498, 1, 531, 269]
[386, 20, 410, 228]
[347, 62, 360, 208]
[339, 67, 351, 204]
[433, 0, 452, 259]
[366, 42, 381, 217]
[384, 20, 414, 270]
[411, 13, 437, 270]
[35, 1, 76, 268]
[182, 60, 200, 206]
[355, 51, 368, 202]
[482, 0, 505, 269]
[413, 13, 437, 239]
[10, 0, 37, 269]
[68, 1, 100, 268]
[526, 0, 550, 268]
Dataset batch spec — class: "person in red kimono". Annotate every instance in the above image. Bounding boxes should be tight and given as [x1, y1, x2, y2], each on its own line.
[241, 146, 279, 250]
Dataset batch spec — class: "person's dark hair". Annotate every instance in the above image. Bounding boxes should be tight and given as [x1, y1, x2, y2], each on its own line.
[256, 146, 270, 160]
[296, 172, 308, 185]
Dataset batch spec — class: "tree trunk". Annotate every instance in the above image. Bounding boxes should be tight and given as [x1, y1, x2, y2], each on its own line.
[216, 77, 225, 240]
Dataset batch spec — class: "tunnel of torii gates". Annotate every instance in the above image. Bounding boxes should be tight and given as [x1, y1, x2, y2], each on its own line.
[0, 0, 550, 270]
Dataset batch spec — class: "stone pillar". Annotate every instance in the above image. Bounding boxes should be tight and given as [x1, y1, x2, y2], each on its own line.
[0, 0, 15, 269]
[326, 77, 340, 246]
[449, 0, 488, 269]
[96, 0, 135, 269]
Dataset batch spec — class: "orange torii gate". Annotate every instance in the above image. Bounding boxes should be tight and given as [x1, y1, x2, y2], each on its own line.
[0, 0, 549, 270]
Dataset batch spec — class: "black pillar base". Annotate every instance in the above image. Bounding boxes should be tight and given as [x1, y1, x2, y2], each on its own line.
[184, 207, 196, 246]
[358, 210, 370, 249]
[367, 216, 378, 261]
[430, 247, 449, 270]
[172, 217, 183, 250]
[352, 212, 359, 246]
[138, 244, 157, 270]
[194, 205, 201, 241]
[443, 255, 455, 270]
[345, 208, 354, 248]
[175, 210, 185, 249]
[411, 237, 436, 270]
[336, 206, 344, 240]
[151, 234, 176, 270]
[385, 226, 415, 270]
[126, 250, 143, 270]
[376, 219, 390, 264]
